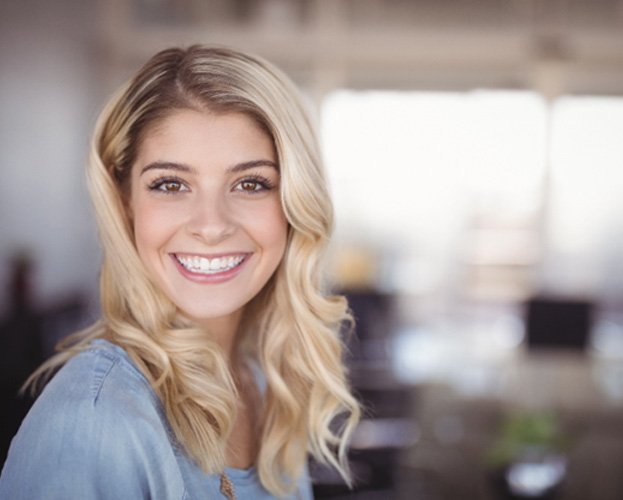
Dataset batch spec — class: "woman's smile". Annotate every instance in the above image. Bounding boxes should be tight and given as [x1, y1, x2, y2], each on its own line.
[171, 252, 251, 284]
[173, 253, 248, 275]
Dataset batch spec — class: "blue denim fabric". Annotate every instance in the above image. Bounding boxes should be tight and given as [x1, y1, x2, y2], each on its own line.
[0, 339, 313, 499]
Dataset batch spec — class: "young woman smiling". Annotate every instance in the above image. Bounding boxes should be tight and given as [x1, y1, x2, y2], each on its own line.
[0, 46, 360, 499]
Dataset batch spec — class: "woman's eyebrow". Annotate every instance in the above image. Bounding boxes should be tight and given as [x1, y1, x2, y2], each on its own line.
[140, 159, 278, 176]
[140, 161, 195, 175]
[227, 160, 279, 173]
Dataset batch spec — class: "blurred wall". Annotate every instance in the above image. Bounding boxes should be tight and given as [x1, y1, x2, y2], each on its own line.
[0, 0, 100, 312]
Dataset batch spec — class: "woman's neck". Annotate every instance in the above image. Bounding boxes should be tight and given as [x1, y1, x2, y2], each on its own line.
[186, 310, 243, 362]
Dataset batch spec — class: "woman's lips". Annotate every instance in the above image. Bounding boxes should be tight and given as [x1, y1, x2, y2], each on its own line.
[171, 253, 249, 283]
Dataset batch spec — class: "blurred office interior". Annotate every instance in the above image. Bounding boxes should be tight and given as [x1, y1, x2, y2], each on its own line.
[2, 0, 623, 498]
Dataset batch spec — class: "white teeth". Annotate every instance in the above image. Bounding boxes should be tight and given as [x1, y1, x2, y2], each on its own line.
[176, 254, 245, 274]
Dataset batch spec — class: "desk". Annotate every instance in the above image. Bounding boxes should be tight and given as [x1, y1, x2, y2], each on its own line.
[397, 349, 623, 500]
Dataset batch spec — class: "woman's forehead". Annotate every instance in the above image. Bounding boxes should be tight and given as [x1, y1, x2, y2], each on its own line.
[133, 109, 276, 171]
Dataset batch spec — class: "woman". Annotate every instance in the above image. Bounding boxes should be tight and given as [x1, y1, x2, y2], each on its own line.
[0, 45, 360, 499]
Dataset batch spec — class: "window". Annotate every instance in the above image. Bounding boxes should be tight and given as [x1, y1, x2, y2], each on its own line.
[322, 89, 547, 302]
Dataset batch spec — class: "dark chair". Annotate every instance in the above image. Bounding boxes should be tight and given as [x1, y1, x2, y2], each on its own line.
[525, 297, 593, 351]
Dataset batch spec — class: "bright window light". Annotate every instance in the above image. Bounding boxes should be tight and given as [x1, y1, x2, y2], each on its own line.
[321, 90, 547, 295]
[546, 96, 623, 297]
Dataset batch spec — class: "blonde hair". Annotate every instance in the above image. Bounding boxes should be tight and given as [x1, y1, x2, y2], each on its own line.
[31, 46, 360, 496]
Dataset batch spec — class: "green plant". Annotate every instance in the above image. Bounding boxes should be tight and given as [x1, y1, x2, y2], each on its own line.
[487, 412, 567, 468]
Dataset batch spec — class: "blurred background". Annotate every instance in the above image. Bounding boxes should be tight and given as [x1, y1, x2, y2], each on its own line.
[2, 0, 623, 498]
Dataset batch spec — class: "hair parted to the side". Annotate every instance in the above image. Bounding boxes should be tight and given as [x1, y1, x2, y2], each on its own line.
[28, 45, 360, 496]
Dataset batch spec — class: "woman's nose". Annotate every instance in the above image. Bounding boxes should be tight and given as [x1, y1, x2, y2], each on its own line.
[186, 192, 236, 245]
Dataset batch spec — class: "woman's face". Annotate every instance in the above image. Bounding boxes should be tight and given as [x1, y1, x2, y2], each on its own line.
[129, 109, 288, 331]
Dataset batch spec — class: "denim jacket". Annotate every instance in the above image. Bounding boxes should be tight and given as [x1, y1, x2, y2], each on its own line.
[0, 339, 312, 499]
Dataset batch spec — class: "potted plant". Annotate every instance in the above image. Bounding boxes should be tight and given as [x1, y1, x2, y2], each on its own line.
[487, 411, 569, 500]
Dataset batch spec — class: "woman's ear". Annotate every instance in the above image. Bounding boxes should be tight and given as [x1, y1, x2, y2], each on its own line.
[123, 200, 136, 241]
[118, 173, 134, 222]
[124, 198, 134, 232]
[124, 193, 133, 221]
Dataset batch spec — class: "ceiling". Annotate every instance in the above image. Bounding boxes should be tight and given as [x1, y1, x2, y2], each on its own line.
[97, 0, 623, 98]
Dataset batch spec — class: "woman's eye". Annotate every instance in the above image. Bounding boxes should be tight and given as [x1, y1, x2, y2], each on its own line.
[234, 177, 274, 193]
[161, 181, 183, 192]
[238, 180, 262, 192]
[148, 178, 188, 193]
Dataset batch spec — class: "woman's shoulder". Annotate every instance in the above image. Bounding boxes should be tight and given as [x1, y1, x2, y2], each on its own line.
[0, 339, 186, 500]
[47, 338, 155, 405]
[29, 338, 173, 450]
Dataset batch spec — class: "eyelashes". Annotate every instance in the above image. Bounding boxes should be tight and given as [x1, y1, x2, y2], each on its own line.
[233, 174, 276, 193]
[147, 176, 188, 194]
[146, 174, 277, 195]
